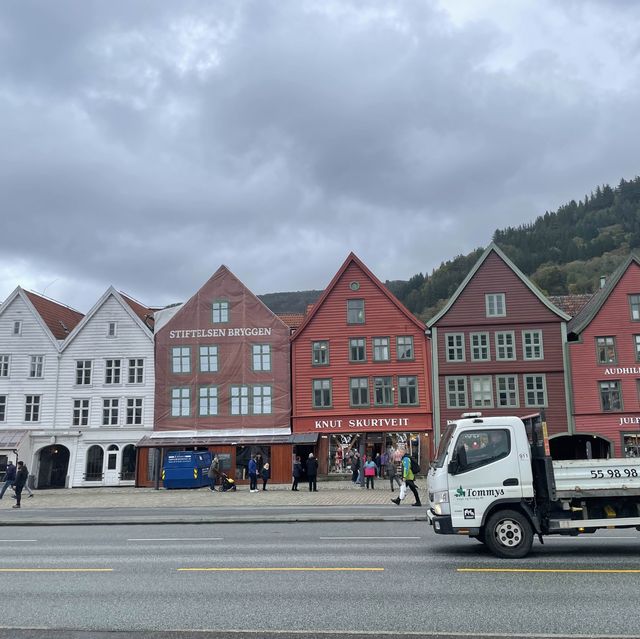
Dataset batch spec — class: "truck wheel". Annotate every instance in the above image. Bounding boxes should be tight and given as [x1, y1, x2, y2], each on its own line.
[484, 509, 533, 559]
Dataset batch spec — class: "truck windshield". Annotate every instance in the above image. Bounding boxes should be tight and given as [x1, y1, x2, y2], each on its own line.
[433, 424, 456, 468]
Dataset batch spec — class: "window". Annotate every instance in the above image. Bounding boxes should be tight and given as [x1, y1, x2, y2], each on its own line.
[524, 374, 547, 407]
[230, 386, 249, 415]
[252, 386, 272, 414]
[349, 338, 366, 362]
[445, 334, 465, 362]
[102, 398, 119, 426]
[199, 346, 218, 373]
[629, 294, 640, 321]
[600, 380, 622, 412]
[199, 386, 218, 416]
[596, 336, 617, 365]
[85, 445, 104, 481]
[12, 321, 21, 336]
[496, 375, 519, 408]
[486, 293, 506, 317]
[634, 336, 640, 362]
[121, 444, 136, 481]
[470, 333, 490, 361]
[76, 360, 92, 385]
[373, 337, 390, 361]
[523, 330, 544, 360]
[72, 399, 90, 427]
[107, 322, 117, 337]
[495, 332, 515, 360]
[312, 379, 332, 408]
[29, 355, 44, 378]
[471, 376, 493, 408]
[446, 377, 467, 409]
[126, 398, 143, 425]
[25, 395, 41, 422]
[212, 300, 229, 323]
[252, 344, 271, 371]
[455, 429, 511, 472]
[0, 355, 9, 377]
[128, 359, 144, 384]
[312, 341, 329, 366]
[171, 388, 190, 417]
[623, 433, 640, 458]
[0, 395, 6, 422]
[347, 299, 365, 324]
[398, 376, 418, 405]
[171, 347, 191, 374]
[396, 336, 414, 360]
[105, 359, 121, 384]
[373, 377, 393, 406]
[350, 377, 369, 407]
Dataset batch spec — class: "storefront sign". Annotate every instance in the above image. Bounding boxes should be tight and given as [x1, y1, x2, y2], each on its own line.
[604, 367, 640, 376]
[169, 327, 273, 339]
[314, 417, 411, 430]
[619, 416, 640, 426]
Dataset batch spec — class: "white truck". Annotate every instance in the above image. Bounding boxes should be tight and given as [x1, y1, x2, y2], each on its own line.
[426, 413, 640, 558]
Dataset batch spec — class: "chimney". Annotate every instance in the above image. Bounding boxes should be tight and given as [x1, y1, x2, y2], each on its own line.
[600, 276, 606, 289]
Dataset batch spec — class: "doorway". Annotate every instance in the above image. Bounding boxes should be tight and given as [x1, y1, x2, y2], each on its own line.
[104, 445, 120, 485]
[37, 445, 70, 488]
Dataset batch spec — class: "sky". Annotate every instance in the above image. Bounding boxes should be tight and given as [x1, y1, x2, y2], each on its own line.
[1, 0, 640, 313]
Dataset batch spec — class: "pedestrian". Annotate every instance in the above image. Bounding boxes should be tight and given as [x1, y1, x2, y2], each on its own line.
[374, 452, 381, 476]
[0, 461, 16, 500]
[248, 455, 258, 493]
[292, 456, 302, 491]
[306, 453, 318, 492]
[208, 454, 220, 491]
[386, 455, 401, 492]
[364, 456, 377, 489]
[12, 461, 28, 509]
[261, 462, 270, 491]
[391, 452, 422, 507]
[255, 453, 264, 474]
[351, 452, 361, 484]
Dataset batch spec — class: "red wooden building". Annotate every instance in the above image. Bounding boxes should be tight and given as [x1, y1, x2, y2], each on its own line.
[567, 255, 640, 458]
[136, 266, 307, 486]
[427, 244, 573, 454]
[291, 253, 432, 476]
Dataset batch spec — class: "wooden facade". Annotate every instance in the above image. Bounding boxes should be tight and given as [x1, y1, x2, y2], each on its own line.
[568, 257, 640, 457]
[428, 244, 571, 442]
[291, 253, 432, 475]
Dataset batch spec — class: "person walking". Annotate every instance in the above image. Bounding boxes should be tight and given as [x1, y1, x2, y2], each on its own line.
[248, 455, 258, 493]
[261, 462, 270, 491]
[0, 461, 16, 500]
[386, 455, 401, 492]
[12, 461, 28, 509]
[351, 452, 361, 485]
[208, 455, 220, 491]
[291, 456, 302, 491]
[306, 453, 318, 492]
[391, 452, 422, 507]
[364, 456, 377, 489]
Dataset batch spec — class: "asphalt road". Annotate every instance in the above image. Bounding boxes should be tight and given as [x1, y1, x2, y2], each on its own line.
[0, 522, 639, 638]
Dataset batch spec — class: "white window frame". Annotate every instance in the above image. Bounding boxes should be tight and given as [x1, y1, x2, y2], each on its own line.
[171, 387, 190, 417]
[12, 321, 22, 336]
[0, 395, 7, 422]
[0, 354, 9, 378]
[29, 355, 44, 379]
[230, 385, 249, 415]
[199, 386, 218, 416]
[524, 374, 548, 407]
[128, 359, 144, 384]
[25, 395, 41, 422]
[252, 385, 272, 414]
[125, 398, 143, 425]
[76, 360, 93, 385]
[470, 376, 493, 408]
[107, 322, 117, 338]
[445, 333, 465, 362]
[495, 331, 516, 361]
[72, 398, 90, 427]
[102, 398, 119, 426]
[199, 346, 219, 373]
[496, 375, 519, 408]
[470, 333, 490, 361]
[252, 344, 271, 371]
[445, 376, 468, 409]
[522, 330, 544, 360]
[486, 293, 506, 317]
[105, 359, 122, 385]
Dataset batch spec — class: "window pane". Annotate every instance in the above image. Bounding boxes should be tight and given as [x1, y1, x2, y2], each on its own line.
[347, 299, 365, 324]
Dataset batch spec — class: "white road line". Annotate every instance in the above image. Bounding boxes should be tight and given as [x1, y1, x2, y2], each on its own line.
[127, 537, 224, 542]
[319, 536, 420, 540]
[549, 536, 638, 540]
[0, 540, 37, 543]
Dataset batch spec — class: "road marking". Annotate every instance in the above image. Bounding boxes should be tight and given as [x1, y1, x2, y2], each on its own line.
[0, 568, 113, 573]
[458, 568, 640, 574]
[320, 536, 420, 540]
[178, 567, 384, 572]
[0, 540, 37, 543]
[127, 537, 224, 542]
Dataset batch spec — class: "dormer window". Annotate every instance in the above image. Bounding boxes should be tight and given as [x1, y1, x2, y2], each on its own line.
[12, 321, 22, 336]
[107, 322, 117, 338]
[485, 293, 506, 317]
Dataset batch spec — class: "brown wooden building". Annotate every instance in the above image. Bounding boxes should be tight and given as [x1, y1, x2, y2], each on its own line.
[427, 244, 573, 453]
[291, 253, 433, 476]
[136, 266, 308, 486]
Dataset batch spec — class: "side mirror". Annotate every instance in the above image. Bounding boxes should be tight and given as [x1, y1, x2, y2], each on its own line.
[448, 446, 467, 475]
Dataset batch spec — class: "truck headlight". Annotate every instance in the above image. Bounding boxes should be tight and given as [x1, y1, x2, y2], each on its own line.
[431, 490, 449, 516]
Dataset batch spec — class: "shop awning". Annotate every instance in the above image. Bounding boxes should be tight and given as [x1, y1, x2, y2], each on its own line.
[0, 430, 28, 450]
[136, 432, 318, 448]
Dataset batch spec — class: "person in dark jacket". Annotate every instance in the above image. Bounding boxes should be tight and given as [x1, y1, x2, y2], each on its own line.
[292, 456, 302, 491]
[261, 462, 270, 491]
[351, 453, 361, 484]
[306, 453, 318, 492]
[0, 461, 16, 499]
[248, 456, 258, 493]
[12, 461, 28, 509]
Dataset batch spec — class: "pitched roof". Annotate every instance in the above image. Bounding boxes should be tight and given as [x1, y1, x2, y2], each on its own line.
[119, 292, 157, 330]
[276, 312, 305, 329]
[291, 252, 426, 340]
[547, 294, 593, 318]
[426, 242, 571, 327]
[23, 290, 84, 340]
[568, 255, 640, 336]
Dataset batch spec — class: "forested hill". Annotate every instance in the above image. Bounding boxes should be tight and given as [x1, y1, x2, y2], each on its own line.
[261, 176, 640, 321]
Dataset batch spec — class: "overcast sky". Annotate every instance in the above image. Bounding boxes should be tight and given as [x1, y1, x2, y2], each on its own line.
[1, 0, 639, 312]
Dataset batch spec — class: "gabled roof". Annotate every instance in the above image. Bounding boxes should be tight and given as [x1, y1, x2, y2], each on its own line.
[277, 312, 305, 329]
[427, 242, 571, 327]
[60, 286, 154, 350]
[291, 252, 426, 340]
[119, 292, 157, 330]
[568, 254, 640, 336]
[548, 294, 593, 318]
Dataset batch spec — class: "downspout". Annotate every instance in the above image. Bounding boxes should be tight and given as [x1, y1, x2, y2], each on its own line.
[561, 322, 574, 435]
[431, 327, 441, 447]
